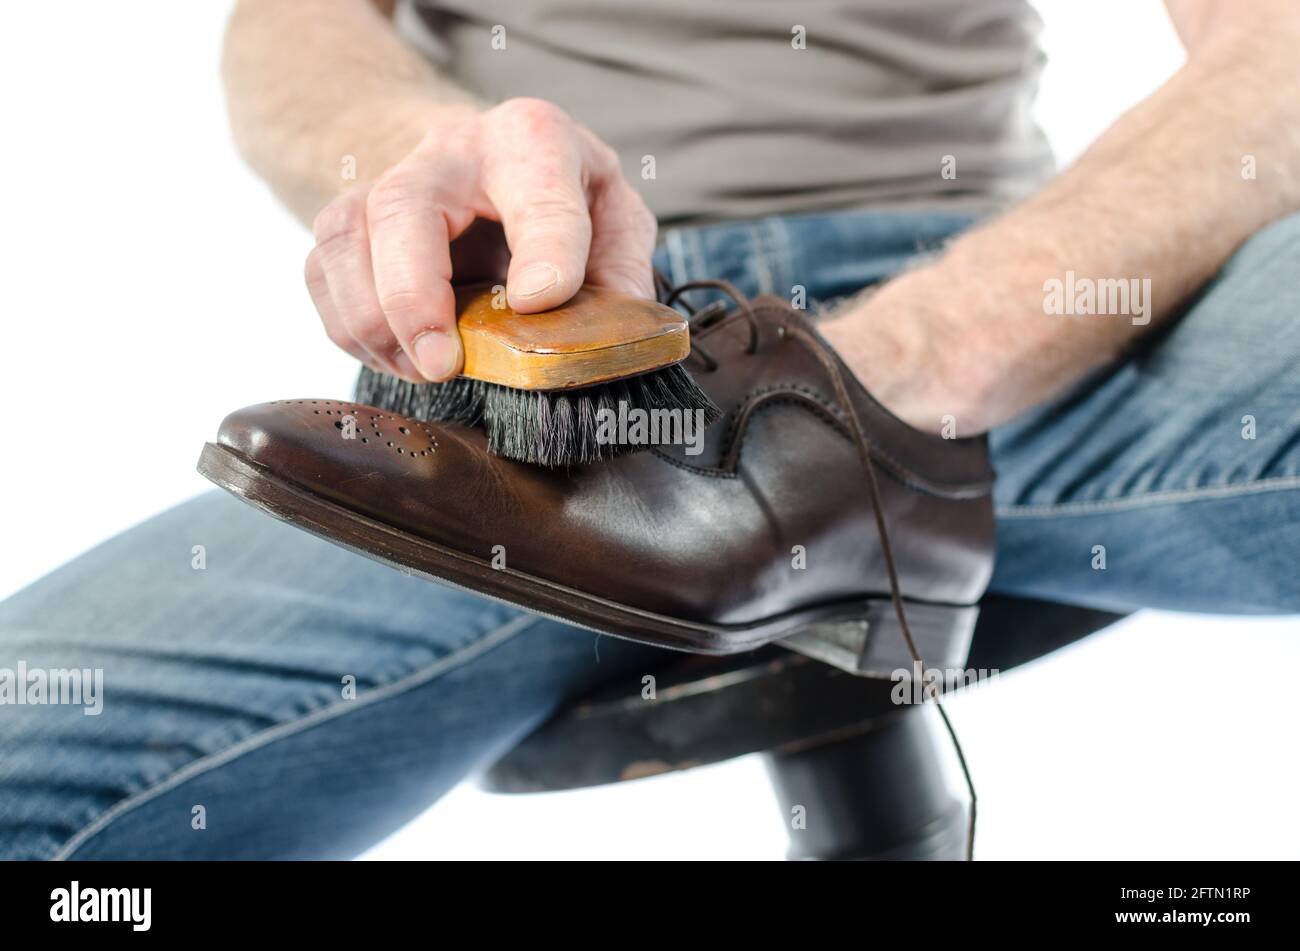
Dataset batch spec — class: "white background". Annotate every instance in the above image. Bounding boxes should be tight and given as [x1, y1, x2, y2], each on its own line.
[1, 1, 1296, 859]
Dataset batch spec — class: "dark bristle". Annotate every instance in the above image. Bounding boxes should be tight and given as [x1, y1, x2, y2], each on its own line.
[354, 363, 721, 467]
[353, 368, 488, 427]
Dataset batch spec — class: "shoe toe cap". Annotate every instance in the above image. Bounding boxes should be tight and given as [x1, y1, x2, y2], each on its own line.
[211, 399, 500, 523]
[218, 398, 444, 462]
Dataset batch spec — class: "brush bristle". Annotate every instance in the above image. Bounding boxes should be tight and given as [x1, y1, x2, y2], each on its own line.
[354, 364, 721, 467]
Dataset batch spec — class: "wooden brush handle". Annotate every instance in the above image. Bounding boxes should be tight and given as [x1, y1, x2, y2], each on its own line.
[454, 283, 690, 391]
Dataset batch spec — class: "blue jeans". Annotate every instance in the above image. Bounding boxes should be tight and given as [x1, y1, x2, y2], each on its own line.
[2, 209, 1298, 859]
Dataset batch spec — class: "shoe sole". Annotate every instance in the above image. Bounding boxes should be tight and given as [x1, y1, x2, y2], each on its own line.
[198, 442, 977, 673]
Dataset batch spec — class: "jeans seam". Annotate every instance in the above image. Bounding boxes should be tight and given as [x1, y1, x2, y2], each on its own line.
[750, 222, 775, 295]
[768, 216, 796, 298]
[688, 227, 709, 281]
[664, 227, 690, 286]
[995, 473, 1300, 518]
[50, 612, 540, 860]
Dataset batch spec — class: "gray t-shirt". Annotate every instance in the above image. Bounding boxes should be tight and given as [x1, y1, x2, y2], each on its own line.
[404, 0, 1055, 224]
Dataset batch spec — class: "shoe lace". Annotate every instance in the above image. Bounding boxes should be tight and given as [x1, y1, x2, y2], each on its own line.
[656, 275, 761, 371]
[661, 274, 979, 861]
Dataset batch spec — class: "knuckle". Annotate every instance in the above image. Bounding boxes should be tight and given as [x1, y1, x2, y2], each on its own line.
[515, 194, 588, 227]
[343, 311, 396, 351]
[375, 291, 448, 335]
[602, 256, 652, 284]
[375, 287, 430, 320]
[303, 247, 325, 285]
[497, 97, 569, 130]
[625, 185, 653, 215]
[311, 195, 365, 246]
[593, 141, 621, 174]
[626, 191, 657, 234]
[635, 210, 658, 246]
[320, 320, 359, 355]
[364, 177, 431, 227]
[591, 189, 656, 252]
[415, 119, 477, 156]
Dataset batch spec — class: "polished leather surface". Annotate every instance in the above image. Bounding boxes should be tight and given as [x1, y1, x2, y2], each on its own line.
[215, 296, 995, 627]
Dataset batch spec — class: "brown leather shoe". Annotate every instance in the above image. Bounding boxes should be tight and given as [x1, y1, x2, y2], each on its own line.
[198, 289, 995, 674]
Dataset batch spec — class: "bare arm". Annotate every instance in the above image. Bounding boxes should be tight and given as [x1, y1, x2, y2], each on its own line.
[222, 0, 482, 221]
[823, 0, 1300, 434]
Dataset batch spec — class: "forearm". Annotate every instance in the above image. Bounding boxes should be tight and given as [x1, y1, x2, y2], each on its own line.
[831, 3, 1300, 434]
[222, 0, 484, 223]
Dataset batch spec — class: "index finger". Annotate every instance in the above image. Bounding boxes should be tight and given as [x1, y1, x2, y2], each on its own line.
[365, 160, 476, 383]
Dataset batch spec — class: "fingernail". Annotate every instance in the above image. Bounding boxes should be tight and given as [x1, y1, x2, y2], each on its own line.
[511, 263, 559, 298]
[413, 330, 462, 381]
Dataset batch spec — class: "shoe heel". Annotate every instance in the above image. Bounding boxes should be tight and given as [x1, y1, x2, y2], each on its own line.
[779, 599, 979, 678]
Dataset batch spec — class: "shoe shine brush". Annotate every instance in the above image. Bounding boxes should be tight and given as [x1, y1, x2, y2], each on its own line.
[354, 282, 720, 467]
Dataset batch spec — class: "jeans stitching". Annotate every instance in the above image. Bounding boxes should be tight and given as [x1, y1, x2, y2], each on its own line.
[686, 226, 708, 281]
[995, 473, 1300, 518]
[50, 613, 539, 860]
[768, 216, 797, 299]
[664, 227, 690, 286]
[750, 223, 774, 295]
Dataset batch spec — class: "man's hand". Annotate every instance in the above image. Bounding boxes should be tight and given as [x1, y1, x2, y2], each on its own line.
[223, 2, 655, 383]
[304, 98, 657, 383]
